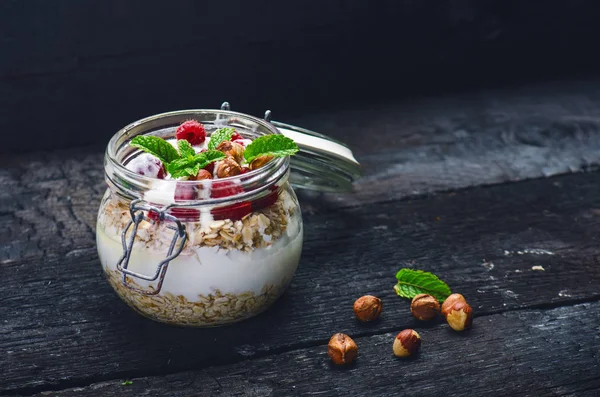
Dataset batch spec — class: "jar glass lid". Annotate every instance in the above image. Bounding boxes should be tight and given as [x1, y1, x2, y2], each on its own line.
[271, 120, 361, 192]
[220, 102, 360, 192]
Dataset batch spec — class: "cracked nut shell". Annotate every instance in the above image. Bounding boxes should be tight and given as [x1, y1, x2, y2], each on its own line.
[216, 156, 242, 178]
[216, 141, 245, 164]
[249, 155, 274, 170]
[328, 333, 358, 365]
[353, 295, 383, 322]
[441, 293, 467, 317]
[446, 301, 473, 331]
[189, 169, 213, 180]
[393, 329, 421, 358]
[410, 294, 440, 321]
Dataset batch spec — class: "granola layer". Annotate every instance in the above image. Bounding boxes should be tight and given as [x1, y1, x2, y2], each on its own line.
[99, 190, 296, 253]
[106, 270, 288, 326]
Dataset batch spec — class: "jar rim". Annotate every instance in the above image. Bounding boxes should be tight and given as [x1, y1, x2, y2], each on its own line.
[105, 109, 289, 207]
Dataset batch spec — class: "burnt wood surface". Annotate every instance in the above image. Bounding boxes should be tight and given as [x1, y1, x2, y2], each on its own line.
[32, 302, 600, 397]
[2, 81, 600, 396]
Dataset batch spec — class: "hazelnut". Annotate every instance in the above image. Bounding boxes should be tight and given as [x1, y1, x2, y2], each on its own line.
[410, 294, 440, 321]
[215, 156, 242, 178]
[189, 169, 212, 180]
[327, 333, 358, 365]
[446, 301, 473, 331]
[393, 329, 421, 358]
[353, 295, 383, 322]
[216, 141, 244, 163]
[249, 155, 274, 170]
[441, 293, 467, 317]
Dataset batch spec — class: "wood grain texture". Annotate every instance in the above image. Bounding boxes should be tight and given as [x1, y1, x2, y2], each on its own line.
[6, 80, 600, 264]
[31, 302, 600, 397]
[4, 79, 600, 395]
[292, 79, 600, 206]
[2, 171, 600, 394]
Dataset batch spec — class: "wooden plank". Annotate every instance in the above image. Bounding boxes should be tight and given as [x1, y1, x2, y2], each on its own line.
[6, 86, 600, 265]
[292, 79, 600, 206]
[2, 171, 600, 393]
[32, 302, 600, 397]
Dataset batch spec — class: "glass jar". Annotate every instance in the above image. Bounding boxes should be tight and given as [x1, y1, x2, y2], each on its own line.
[97, 107, 360, 327]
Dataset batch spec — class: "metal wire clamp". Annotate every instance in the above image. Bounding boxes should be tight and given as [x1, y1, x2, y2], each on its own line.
[116, 199, 187, 295]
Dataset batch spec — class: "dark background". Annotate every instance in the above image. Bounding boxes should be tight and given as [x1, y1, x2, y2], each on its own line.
[3, 0, 600, 153]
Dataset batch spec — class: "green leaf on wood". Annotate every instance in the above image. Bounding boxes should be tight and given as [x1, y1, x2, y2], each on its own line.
[393, 268, 452, 302]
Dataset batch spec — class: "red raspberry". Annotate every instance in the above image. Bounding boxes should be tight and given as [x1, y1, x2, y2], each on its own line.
[252, 185, 279, 211]
[231, 131, 243, 141]
[170, 183, 200, 221]
[240, 167, 250, 174]
[147, 210, 160, 222]
[212, 201, 252, 221]
[210, 181, 252, 221]
[210, 180, 243, 198]
[176, 120, 206, 145]
[157, 165, 166, 179]
[175, 183, 196, 200]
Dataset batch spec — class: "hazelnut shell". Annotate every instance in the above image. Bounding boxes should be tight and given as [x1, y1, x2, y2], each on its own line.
[446, 301, 473, 331]
[216, 156, 242, 178]
[393, 329, 421, 357]
[353, 295, 383, 322]
[410, 294, 440, 321]
[216, 141, 244, 164]
[249, 155, 274, 170]
[441, 293, 467, 317]
[189, 169, 213, 180]
[327, 333, 358, 365]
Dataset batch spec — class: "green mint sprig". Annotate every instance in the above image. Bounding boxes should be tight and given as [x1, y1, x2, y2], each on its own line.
[393, 268, 452, 302]
[130, 136, 181, 164]
[177, 139, 196, 158]
[131, 134, 225, 178]
[208, 128, 235, 150]
[167, 150, 225, 178]
[244, 135, 299, 163]
[130, 125, 300, 179]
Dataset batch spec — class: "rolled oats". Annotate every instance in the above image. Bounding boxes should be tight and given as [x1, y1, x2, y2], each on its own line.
[106, 270, 288, 326]
[101, 192, 293, 253]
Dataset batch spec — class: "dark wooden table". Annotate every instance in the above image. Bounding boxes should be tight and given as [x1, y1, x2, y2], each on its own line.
[2, 80, 600, 397]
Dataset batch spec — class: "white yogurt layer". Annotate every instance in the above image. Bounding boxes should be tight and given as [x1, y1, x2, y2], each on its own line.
[113, 131, 303, 303]
[96, 219, 303, 300]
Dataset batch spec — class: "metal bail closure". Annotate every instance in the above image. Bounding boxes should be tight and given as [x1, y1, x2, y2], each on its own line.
[116, 199, 187, 295]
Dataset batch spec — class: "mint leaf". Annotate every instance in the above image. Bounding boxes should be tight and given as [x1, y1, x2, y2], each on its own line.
[178, 139, 196, 158]
[131, 136, 180, 164]
[393, 268, 452, 302]
[121, 380, 133, 386]
[243, 135, 299, 163]
[167, 150, 225, 178]
[208, 128, 236, 150]
[167, 158, 201, 179]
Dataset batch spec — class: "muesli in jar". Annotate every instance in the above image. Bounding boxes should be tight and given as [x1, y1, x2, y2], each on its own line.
[97, 106, 360, 327]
